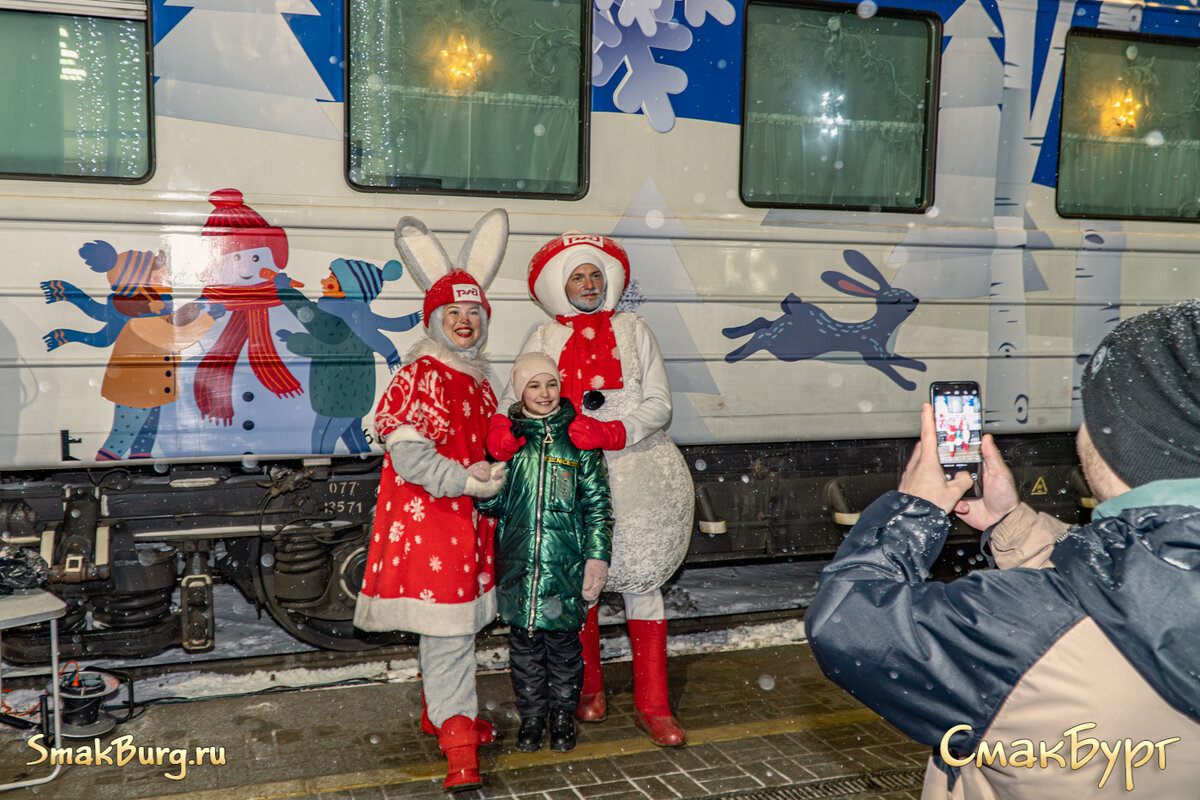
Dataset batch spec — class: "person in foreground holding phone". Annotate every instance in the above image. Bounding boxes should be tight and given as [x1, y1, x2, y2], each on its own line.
[806, 301, 1200, 798]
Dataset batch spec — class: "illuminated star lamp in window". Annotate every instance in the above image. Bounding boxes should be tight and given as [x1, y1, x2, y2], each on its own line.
[1112, 90, 1143, 130]
[435, 35, 493, 89]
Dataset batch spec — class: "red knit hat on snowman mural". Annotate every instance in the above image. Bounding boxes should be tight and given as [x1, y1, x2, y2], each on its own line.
[202, 188, 289, 269]
[423, 269, 491, 326]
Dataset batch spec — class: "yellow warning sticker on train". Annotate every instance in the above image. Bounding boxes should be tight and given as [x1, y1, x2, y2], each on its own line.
[1031, 477, 1048, 496]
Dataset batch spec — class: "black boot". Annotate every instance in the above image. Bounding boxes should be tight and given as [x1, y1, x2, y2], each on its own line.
[548, 707, 576, 753]
[516, 716, 546, 752]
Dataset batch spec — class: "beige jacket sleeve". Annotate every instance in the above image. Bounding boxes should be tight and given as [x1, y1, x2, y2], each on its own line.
[988, 502, 1070, 570]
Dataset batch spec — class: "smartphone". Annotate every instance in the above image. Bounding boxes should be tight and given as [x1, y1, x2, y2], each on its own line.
[930, 381, 983, 497]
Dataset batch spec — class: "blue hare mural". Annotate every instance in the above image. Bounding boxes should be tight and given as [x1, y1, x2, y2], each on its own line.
[722, 250, 925, 391]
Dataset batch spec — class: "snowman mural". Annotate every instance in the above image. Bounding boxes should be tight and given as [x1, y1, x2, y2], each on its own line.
[159, 189, 316, 456]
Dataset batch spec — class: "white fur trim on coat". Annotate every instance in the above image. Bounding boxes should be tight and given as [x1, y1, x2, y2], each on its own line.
[354, 588, 497, 637]
[404, 336, 492, 386]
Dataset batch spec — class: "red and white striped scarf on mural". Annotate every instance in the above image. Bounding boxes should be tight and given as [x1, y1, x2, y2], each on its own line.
[195, 282, 302, 424]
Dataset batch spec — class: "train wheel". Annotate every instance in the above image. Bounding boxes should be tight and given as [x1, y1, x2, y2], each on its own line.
[250, 537, 411, 651]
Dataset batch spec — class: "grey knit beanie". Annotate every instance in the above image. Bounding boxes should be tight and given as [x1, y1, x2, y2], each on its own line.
[510, 352, 559, 397]
[1080, 300, 1200, 487]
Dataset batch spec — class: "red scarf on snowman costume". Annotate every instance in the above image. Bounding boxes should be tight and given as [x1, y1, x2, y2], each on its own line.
[195, 281, 302, 424]
[554, 310, 624, 410]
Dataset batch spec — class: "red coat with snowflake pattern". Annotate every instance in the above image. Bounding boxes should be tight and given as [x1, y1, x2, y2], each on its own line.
[354, 355, 498, 636]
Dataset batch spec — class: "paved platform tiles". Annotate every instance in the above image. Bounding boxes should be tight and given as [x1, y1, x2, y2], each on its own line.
[0, 643, 928, 800]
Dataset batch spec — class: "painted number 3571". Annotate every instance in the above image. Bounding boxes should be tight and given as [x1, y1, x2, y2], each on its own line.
[323, 499, 364, 515]
[324, 482, 363, 515]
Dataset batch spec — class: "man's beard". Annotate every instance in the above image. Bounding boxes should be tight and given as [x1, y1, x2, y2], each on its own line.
[569, 292, 604, 313]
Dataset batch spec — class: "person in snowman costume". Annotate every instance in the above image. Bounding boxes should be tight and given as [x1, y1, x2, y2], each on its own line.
[354, 210, 508, 792]
[487, 233, 693, 747]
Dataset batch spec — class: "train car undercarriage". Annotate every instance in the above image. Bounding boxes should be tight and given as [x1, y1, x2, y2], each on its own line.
[0, 433, 1088, 664]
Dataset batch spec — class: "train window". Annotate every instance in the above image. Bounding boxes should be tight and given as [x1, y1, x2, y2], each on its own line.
[740, 1, 939, 212]
[346, 0, 588, 198]
[0, 3, 151, 182]
[1059, 30, 1200, 221]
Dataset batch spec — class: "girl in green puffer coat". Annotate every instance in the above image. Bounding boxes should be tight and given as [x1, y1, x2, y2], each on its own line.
[477, 352, 613, 754]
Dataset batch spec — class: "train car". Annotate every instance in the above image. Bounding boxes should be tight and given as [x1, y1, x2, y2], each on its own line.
[0, 0, 1191, 659]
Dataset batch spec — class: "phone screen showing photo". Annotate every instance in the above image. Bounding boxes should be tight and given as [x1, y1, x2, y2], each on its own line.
[933, 384, 983, 467]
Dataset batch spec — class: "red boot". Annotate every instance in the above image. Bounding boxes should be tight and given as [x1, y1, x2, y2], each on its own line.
[575, 604, 607, 722]
[437, 715, 483, 792]
[628, 619, 686, 747]
[420, 690, 495, 744]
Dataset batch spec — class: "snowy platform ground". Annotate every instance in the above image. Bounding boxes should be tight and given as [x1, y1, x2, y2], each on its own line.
[0, 561, 824, 709]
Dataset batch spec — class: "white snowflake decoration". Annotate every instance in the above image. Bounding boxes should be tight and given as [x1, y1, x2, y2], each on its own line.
[404, 498, 426, 521]
[429, 555, 443, 572]
[593, 0, 736, 132]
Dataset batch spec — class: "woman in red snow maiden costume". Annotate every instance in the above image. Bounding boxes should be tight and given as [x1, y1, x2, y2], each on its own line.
[488, 233, 693, 747]
[354, 210, 509, 792]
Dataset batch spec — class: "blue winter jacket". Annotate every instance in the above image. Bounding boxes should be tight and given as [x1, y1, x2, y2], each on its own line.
[806, 486, 1200, 798]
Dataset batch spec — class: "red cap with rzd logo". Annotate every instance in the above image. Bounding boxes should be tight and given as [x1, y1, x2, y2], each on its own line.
[423, 269, 490, 325]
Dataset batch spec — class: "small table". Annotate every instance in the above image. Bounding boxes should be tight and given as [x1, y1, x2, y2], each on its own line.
[0, 590, 65, 792]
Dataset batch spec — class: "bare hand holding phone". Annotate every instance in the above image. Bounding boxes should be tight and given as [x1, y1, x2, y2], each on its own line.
[898, 403, 976, 514]
[953, 433, 1021, 530]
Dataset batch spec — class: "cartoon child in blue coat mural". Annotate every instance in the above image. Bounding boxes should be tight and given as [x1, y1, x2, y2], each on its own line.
[274, 258, 422, 453]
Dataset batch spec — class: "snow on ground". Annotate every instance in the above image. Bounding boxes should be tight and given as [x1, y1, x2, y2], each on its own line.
[1, 560, 825, 710]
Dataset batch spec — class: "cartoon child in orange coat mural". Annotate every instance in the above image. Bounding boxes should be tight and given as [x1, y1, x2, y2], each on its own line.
[43, 241, 224, 460]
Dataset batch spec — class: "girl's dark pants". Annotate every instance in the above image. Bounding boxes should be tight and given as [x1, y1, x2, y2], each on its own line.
[509, 626, 584, 717]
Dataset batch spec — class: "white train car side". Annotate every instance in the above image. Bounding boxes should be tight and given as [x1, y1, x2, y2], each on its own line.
[0, 0, 1193, 657]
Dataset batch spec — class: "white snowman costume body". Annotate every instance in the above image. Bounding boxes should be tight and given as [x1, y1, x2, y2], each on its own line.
[499, 236, 693, 597]
[510, 313, 691, 593]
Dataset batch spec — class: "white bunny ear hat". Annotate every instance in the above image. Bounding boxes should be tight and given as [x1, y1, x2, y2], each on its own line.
[393, 209, 508, 325]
